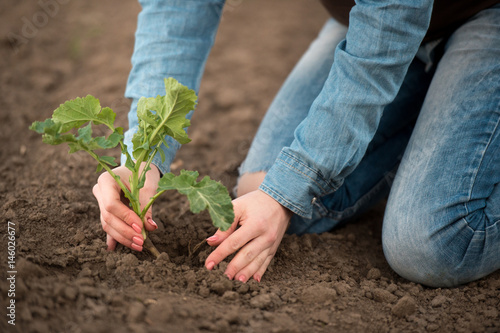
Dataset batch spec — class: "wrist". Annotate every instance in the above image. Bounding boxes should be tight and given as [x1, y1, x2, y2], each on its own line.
[258, 189, 293, 219]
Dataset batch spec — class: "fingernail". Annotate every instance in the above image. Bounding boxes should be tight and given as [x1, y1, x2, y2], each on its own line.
[132, 236, 144, 246]
[225, 273, 232, 280]
[254, 275, 261, 283]
[147, 218, 158, 229]
[206, 235, 218, 242]
[238, 275, 246, 283]
[131, 243, 142, 251]
[206, 261, 215, 270]
[132, 223, 142, 234]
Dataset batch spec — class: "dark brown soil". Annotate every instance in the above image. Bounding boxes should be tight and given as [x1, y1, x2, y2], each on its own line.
[1, 1, 499, 332]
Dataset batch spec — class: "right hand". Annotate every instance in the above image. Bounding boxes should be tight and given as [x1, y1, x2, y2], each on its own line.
[92, 164, 160, 251]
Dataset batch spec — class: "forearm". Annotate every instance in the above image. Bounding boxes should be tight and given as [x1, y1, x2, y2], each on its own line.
[261, 0, 433, 218]
[122, 0, 226, 174]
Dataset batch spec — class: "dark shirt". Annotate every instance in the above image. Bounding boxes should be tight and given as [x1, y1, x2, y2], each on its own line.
[320, 0, 499, 42]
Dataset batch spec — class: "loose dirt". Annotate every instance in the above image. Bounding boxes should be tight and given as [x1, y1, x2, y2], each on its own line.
[1, 1, 498, 332]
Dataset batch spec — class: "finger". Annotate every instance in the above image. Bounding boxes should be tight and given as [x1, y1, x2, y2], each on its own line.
[252, 254, 274, 283]
[97, 175, 143, 230]
[223, 237, 271, 280]
[144, 216, 158, 231]
[106, 233, 117, 251]
[92, 183, 102, 202]
[241, 232, 282, 282]
[95, 185, 143, 246]
[206, 220, 238, 246]
[251, 239, 280, 282]
[232, 249, 270, 283]
[101, 214, 143, 251]
[205, 224, 260, 271]
[100, 209, 143, 243]
[95, 185, 118, 251]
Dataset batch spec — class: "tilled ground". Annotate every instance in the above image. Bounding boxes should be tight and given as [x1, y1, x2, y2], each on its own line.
[1, 1, 499, 332]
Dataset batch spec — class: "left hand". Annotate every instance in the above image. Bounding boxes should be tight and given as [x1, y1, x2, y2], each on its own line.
[205, 190, 292, 282]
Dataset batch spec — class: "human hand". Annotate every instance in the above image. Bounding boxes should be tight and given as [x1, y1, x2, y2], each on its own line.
[92, 163, 160, 251]
[205, 190, 292, 282]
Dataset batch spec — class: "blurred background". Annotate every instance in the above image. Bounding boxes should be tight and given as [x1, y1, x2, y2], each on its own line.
[0, 0, 328, 187]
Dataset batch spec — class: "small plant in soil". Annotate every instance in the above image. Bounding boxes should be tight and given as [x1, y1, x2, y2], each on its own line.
[30, 78, 234, 257]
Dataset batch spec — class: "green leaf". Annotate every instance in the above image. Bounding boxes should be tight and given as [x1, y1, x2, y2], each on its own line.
[124, 154, 136, 172]
[158, 148, 166, 163]
[30, 97, 122, 154]
[135, 78, 196, 151]
[68, 141, 86, 154]
[132, 133, 150, 160]
[30, 118, 60, 135]
[95, 131, 123, 149]
[97, 107, 117, 127]
[64, 125, 123, 154]
[77, 123, 93, 143]
[30, 119, 76, 146]
[160, 136, 169, 150]
[157, 170, 234, 231]
[53, 95, 116, 132]
[137, 163, 151, 190]
[136, 97, 158, 127]
[100, 155, 118, 166]
[123, 143, 136, 171]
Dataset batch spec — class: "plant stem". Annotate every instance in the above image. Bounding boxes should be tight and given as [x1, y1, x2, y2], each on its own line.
[89, 150, 161, 257]
[102, 124, 167, 259]
[140, 189, 166, 219]
[143, 237, 160, 258]
[87, 151, 132, 200]
[137, 148, 158, 192]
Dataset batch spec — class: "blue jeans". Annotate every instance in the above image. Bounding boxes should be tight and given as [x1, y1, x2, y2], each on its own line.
[239, 7, 500, 287]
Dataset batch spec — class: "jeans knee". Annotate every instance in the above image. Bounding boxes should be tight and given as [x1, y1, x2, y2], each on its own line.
[382, 203, 476, 288]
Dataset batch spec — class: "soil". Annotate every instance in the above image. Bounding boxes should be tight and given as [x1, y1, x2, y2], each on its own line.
[1, 1, 499, 332]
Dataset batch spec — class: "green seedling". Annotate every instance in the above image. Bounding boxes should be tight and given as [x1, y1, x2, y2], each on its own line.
[30, 78, 234, 257]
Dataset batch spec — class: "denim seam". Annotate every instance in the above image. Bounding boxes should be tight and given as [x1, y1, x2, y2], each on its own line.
[259, 184, 308, 217]
[314, 199, 329, 216]
[279, 151, 338, 194]
[276, 157, 327, 194]
[464, 111, 500, 224]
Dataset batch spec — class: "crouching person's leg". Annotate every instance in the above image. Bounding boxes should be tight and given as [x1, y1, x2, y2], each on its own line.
[383, 5, 500, 287]
[383, 181, 500, 287]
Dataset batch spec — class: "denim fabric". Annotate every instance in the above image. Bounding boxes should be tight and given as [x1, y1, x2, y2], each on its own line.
[242, 6, 500, 286]
[382, 5, 500, 287]
[121, 0, 225, 174]
[259, 0, 434, 218]
[123, 0, 499, 286]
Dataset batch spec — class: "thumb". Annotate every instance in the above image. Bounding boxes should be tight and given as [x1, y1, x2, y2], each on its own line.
[143, 209, 158, 232]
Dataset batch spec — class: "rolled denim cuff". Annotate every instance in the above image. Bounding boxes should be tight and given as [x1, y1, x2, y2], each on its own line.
[259, 151, 341, 218]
